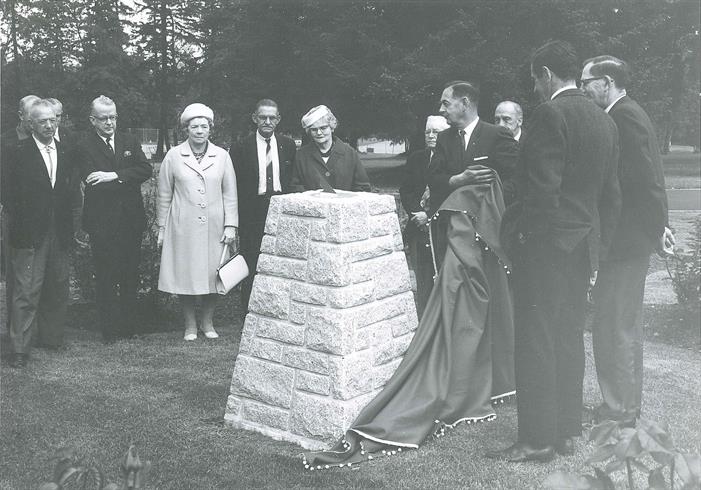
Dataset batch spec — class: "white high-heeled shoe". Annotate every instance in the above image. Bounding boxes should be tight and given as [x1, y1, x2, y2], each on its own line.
[184, 326, 197, 341]
[201, 325, 219, 339]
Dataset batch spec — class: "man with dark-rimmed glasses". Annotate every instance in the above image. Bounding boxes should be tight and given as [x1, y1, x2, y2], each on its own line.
[77, 95, 151, 343]
[580, 55, 672, 428]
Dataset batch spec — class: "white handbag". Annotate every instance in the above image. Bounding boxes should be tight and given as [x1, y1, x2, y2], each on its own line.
[216, 244, 249, 295]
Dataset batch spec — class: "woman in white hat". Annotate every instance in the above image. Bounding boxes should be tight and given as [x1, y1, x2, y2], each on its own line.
[289, 105, 371, 192]
[156, 103, 238, 341]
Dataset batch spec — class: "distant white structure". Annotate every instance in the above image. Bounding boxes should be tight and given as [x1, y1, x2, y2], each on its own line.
[357, 138, 405, 155]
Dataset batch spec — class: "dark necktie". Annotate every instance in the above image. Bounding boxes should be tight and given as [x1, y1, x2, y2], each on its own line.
[265, 137, 274, 194]
[458, 129, 467, 163]
[104, 136, 114, 154]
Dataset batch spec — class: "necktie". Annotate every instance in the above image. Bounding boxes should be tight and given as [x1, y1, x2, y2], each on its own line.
[265, 137, 274, 194]
[45, 145, 55, 187]
[104, 136, 114, 153]
[458, 129, 467, 151]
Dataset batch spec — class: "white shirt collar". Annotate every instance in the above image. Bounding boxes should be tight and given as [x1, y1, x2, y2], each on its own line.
[513, 128, 522, 142]
[32, 134, 55, 151]
[551, 84, 578, 100]
[458, 117, 480, 148]
[605, 92, 627, 113]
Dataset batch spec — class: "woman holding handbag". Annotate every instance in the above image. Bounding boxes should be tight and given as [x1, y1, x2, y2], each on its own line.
[157, 103, 238, 341]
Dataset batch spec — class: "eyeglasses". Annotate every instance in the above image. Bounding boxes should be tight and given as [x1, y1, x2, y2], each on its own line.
[256, 115, 279, 122]
[425, 130, 441, 135]
[309, 125, 330, 133]
[35, 118, 58, 126]
[92, 115, 118, 122]
[579, 77, 605, 88]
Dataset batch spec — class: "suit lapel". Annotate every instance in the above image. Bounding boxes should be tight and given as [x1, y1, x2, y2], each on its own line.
[93, 132, 116, 167]
[55, 139, 66, 188]
[250, 134, 261, 185]
[113, 134, 123, 168]
[26, 140, 53, 189]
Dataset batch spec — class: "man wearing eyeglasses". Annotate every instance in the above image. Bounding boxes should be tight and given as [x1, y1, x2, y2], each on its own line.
[580, 56, 671, 428]
[77, 95, 151, 343]
[2, 99, 77, 367]
[230, 99, 297, 313]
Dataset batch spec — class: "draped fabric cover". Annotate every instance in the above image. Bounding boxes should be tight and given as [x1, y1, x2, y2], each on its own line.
[303, 176, 514, 469]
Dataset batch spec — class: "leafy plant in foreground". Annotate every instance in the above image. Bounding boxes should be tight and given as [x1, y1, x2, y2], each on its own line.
[544, 419, 701, 489]
[38, 445, 151, 490]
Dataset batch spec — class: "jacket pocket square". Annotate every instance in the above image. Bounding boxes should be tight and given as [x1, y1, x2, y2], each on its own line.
[473, 156, 489, 161]
[123, 150, 132, 157]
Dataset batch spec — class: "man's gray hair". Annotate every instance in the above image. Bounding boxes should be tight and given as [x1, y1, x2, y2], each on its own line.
[19, 95, 40, 113]
[496, 100, 523, 119]
[46, 97, 63, 111]
[28, 99, 57, 120]
[91, 95, 116, 113]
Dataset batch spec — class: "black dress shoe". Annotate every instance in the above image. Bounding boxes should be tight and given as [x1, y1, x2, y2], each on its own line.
[485, 442, 555, 462]
[555, 437, 575, 455]
[10, 353, 28, 368]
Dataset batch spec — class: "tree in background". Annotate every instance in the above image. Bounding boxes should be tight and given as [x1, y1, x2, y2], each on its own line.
[1, 0, 699, 150]
[132, 0, 205, 158]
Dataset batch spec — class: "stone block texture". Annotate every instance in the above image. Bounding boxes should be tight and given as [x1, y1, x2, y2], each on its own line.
[226, 190, 418, 449]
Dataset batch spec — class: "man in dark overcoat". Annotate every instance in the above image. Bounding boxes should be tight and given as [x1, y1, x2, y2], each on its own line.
[489, 40, 621, 462]
[581, 55, 672, 427]
[77, 95, 151, 342]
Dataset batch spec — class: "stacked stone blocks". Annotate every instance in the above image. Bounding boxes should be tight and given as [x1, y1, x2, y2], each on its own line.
[225, 190, 418, 449]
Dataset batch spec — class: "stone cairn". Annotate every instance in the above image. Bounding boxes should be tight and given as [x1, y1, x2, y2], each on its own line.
[225, 190, 418, 449]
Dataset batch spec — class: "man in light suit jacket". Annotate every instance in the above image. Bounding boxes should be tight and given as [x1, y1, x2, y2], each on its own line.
[581, 55, 672, 427]
[489, 40, 621, 462]
[77, 95, 151, 342]
[230, 99, 297, 313]
[427, 81, 518, 214]
[2, 99, 78, 367]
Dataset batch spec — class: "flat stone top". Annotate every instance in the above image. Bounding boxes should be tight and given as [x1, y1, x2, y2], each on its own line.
[272, 190, 397, 216]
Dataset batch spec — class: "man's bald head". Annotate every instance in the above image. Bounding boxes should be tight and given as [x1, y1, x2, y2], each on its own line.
[494, 101, 523, 139]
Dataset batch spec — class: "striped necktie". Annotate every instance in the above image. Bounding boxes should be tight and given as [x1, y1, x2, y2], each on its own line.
[265, 137, 274, 194]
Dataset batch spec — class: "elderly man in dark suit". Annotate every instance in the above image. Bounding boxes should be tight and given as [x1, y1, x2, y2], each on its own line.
[2, 99, 78, 367]
[230, 99, 297, 312]
[1, 95, 41, 333]
[78, 95, 151, 342]
[428, 81, 518, 213]
[488, 40, 621, 462]
[494, 100, 524, 142]
[399, 115, 450, 318]
[581, 55, 672, 427]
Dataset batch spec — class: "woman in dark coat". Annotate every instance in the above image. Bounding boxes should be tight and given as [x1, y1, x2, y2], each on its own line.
[289, 105, 371, 193]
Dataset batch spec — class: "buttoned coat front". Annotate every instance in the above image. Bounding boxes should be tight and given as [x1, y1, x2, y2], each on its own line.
[157, 141, 238, 294]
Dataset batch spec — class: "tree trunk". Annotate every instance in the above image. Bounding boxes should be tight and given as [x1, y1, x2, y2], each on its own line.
[662, 50, 685, 154]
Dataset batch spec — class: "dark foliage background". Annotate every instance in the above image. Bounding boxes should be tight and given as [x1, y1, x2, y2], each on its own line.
[1, 0, 699, 154]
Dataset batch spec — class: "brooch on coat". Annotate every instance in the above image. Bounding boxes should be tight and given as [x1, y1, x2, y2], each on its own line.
[123, 150, 132, 157]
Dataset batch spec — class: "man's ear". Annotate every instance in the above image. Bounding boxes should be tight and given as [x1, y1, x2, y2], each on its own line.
[251, 112, 258, 124]
[542, 66, 553, 81]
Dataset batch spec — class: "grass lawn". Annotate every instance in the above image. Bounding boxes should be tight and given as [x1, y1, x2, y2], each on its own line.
[661, 152, 701, 189]
[1, 152, 698, 489]
[1, 292, 699, 489]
